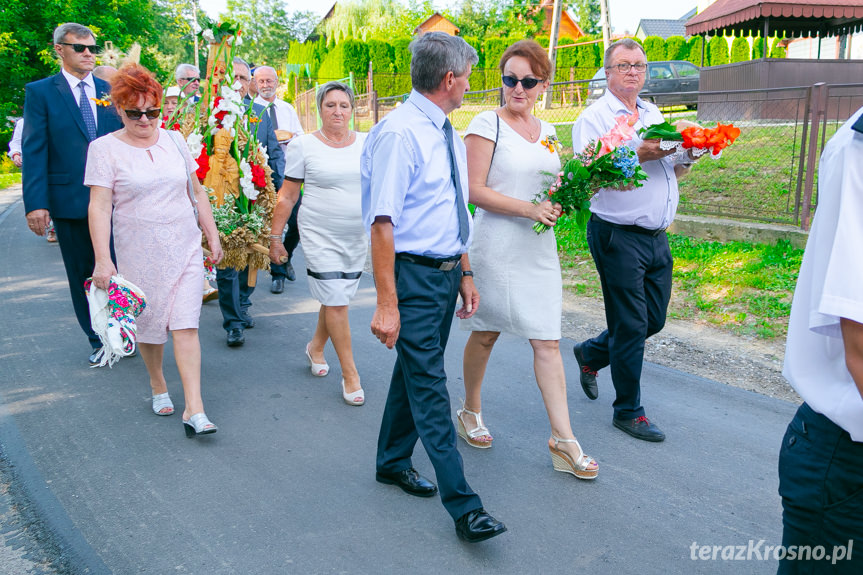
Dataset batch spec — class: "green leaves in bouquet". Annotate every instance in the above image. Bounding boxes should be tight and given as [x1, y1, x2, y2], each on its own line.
[638, 121, 682, 141]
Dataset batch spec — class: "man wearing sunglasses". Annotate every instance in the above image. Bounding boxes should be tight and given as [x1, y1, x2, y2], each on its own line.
[22, 22, 122, 366]
[174, 63, 201, 101]
[570, 39, 700, 442]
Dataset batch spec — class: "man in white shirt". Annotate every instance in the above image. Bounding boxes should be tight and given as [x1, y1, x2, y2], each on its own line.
[254, 65, 305, 289]
[778, 108, 863, 574]
[174, 63, 200, 100]
[570, 39, 698, 442]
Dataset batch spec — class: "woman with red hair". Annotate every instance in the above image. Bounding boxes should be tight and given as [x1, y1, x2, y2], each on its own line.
[84, 63, 224, 438]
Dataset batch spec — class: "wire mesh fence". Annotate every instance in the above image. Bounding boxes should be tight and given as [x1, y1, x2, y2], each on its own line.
[293, 76, 863, 229]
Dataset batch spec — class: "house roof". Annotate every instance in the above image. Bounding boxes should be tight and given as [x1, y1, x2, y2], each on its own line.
[414, 12, 460, 35]
[637, 19, 689, 38]
[685, 0, 863, 37]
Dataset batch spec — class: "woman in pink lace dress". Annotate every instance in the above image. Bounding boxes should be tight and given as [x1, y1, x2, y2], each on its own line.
[85, 64, 224, 438]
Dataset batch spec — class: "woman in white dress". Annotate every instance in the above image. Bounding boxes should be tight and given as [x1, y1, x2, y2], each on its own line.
[459, 40, 598, 479]
[269, 82, 368, 406]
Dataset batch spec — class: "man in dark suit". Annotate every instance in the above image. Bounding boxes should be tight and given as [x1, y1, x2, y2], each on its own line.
[213, 57, 285, 347]
[22, 23, 122, 365]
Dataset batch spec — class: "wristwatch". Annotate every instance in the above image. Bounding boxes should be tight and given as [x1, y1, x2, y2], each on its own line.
[462, 270, 474, 277]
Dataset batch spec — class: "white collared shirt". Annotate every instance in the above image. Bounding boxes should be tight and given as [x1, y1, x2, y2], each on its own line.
[571, 90, 683, 229]
[8, 118, 23, 155]
[254, 96, 304, 150]
[62, 68, 98, 128]
[361, 89, 472, 258]
[783, 107, 863, 441]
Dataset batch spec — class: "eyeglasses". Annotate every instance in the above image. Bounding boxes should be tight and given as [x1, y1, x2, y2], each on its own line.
[608, 63, 647, 74]
[58, 42, 103, 54]
[179, 77, 200, 83]
[501, 75, 540, 90]
[124, 108, 162, 120]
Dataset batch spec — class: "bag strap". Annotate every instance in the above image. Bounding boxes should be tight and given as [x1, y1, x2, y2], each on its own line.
[167, 130, 199, 223]
[490, 112, 500, 165]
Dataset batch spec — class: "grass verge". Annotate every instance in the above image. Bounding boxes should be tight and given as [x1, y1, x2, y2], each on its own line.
[0, 173, 21, 189]
[555, 214, 803, 339]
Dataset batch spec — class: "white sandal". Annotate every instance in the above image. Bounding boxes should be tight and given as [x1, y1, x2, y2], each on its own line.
[456, 403, 493, 449]
[305, 343, 329, 377]
[549, 435, 598, 480]
[151, 392, 174, 416]
[341, 378, 364, 406]
[183, 412, 218, 438]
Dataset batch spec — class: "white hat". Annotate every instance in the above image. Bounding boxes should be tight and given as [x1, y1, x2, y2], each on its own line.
[165, 86, 181, 98]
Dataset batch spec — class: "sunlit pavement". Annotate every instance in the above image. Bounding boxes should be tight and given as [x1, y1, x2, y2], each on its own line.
[1, 192, 795, 574]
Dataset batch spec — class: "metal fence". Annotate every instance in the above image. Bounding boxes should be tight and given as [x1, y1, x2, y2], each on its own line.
[294, 79, 863, 230]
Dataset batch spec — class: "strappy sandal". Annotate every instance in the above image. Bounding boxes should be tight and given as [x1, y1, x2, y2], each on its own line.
[549, 435, 598, 480]
[305, 343, 329, 377]
[183, 413, 218, 438]
[456, 403, 493, 449]
[152, 392, 174, 416]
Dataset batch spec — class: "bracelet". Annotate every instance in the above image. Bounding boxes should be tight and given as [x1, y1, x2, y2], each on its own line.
[462, 270, 474, 277]
[268, 234, 282, 240]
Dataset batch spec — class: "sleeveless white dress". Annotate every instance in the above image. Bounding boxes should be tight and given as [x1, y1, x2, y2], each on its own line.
[460, 111, 563, 340]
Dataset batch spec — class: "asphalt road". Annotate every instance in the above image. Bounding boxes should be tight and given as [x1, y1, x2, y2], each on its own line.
[0, 190, 798, 574]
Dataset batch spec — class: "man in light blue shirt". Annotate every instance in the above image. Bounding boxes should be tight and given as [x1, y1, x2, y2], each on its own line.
[569, 39, 698, 442]
[362, 32, 506, 543]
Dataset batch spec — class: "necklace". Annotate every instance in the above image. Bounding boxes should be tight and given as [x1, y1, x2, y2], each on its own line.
[319, 129, 351, 145]
[503, 108, 538, 141]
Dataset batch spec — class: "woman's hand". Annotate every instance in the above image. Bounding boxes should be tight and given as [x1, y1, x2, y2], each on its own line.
[269, 239, 288, 265]
[532, 199, 560, 227]
[207, 238, 224, 266]
[91, 259, 117, 291]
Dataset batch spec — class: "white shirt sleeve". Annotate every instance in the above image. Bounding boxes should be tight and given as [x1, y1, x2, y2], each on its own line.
[8, 119, 23, 156]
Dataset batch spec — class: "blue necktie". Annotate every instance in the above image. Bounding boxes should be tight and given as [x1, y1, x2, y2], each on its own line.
[443, 118, 470, 246]
[78, 82, 97, 141]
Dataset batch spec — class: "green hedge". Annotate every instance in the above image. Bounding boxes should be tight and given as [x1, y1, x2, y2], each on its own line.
[643, 36, 666, 62]
[687, 36, 704, 66]
[731, 36, 750, 63]
[665, 36, 688, 61]
[708, 35, 729, 66]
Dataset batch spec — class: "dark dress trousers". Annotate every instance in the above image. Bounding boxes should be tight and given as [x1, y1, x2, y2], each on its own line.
[216, 100, 285, 331]
[22, 72, 122, 349]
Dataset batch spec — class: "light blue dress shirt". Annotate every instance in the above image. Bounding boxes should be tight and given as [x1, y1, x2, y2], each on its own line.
[571, 90, 686, 230]
[361, 90, 473, 258]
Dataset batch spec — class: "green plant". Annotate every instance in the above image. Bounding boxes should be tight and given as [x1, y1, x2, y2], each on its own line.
[665, 36, 688, 61]
[642, 36, 666, 62]
[687, 36, 704, 66]
[730, 36, 750, 63]
[708, 35, 729, 66]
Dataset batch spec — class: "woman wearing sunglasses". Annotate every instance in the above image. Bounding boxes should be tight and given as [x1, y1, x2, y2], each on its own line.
[458, 40, 598, 479]
[84, 64, 224, 438]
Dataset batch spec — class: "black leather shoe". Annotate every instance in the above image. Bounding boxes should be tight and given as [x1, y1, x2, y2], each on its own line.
[270, 277, 285, 294]
[285, 261, 296, 282]
[613, 415, 666, 442]
[226, 328, 245, 347]
[242, 313, 255, 329]
[88, 348, 104, 366]
[375, 468, 438, 497]
[573, 343, 598, 400]
[455, 508, 507, 543]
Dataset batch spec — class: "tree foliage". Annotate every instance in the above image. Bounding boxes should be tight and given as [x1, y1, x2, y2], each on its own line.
[730, 36, 750, 63]
[665, 36, 688, 61]
[708, 35, 729, 66]
[642, 36, 665, 62]
[224, 0, 315, 66]
[570, 0, 601, 36]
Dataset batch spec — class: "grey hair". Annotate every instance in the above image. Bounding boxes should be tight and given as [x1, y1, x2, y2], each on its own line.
[174, 63, 199, 81]
[604, 39, 647, 68]
[232, 57, 250, 76]
[255, 65, 277, 78]
[409, 32, 478, 94]
[316, 81, 355, 111]
[53, 23, 95, 44]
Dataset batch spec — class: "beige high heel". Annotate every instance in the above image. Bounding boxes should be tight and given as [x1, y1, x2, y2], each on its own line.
[549, 435, 598, 480]
[305, 342, 329, 377]
[456, 403, 493, 449]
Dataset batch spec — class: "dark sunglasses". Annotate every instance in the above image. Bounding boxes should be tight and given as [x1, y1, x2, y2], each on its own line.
[179, 77, 200, 82]
[59, 42, 103, 54]
[124, 108, 162, 120]
[501, 75, 540, 90]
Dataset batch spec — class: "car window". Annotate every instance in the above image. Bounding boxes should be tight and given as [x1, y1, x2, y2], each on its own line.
[591, 68, 606, 81]
[649, 64, 673, 80]
[674, 63, 700, 78]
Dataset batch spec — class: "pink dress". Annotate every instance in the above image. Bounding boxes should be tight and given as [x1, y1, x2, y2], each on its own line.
[84, 129, 203, 344]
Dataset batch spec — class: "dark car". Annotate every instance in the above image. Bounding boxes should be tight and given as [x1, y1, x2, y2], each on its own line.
[585, 60, 700, 108]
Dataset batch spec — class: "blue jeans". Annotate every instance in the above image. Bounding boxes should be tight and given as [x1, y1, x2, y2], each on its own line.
[778, 402, 863, 574]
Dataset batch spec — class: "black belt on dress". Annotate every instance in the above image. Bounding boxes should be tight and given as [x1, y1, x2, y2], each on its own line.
[395, 252, 461, 271]
[591, 214, 667, 237]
